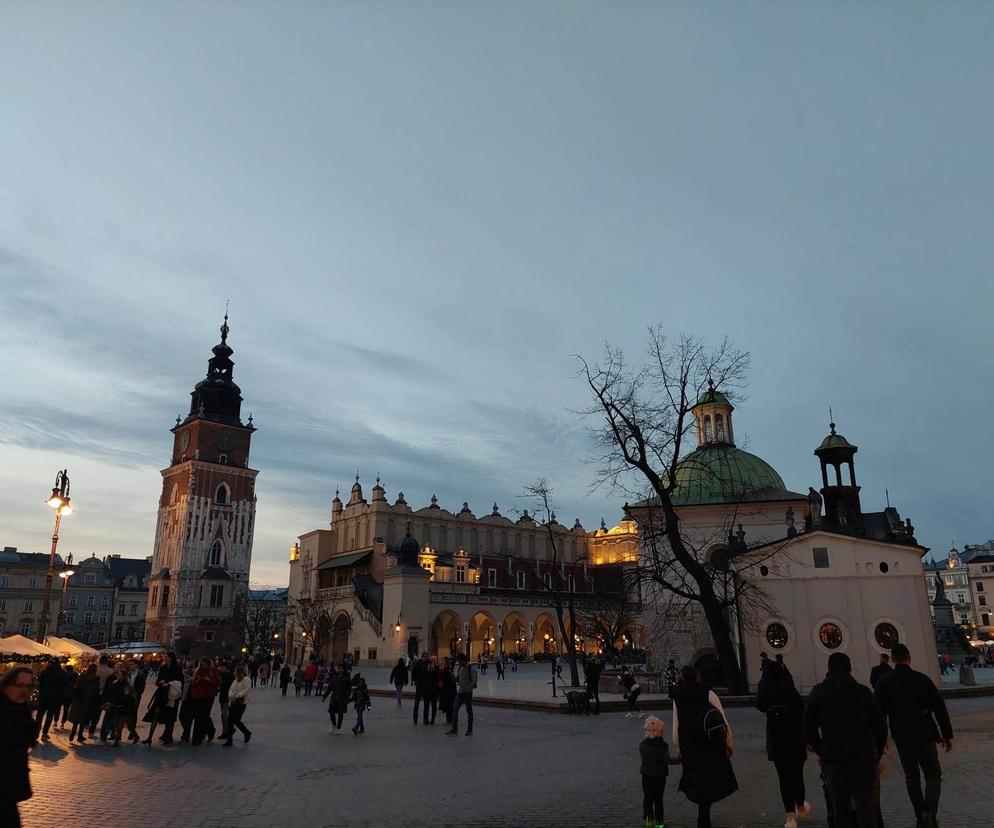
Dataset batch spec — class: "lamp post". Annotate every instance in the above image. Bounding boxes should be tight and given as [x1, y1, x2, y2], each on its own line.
[37, 469, 73, 643]
[55, 553, 75, 637]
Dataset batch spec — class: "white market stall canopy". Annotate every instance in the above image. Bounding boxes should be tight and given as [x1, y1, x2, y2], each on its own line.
[0, 635, 59, 657]
[45, 636, 100, 656]
[101, 641, 168, 657]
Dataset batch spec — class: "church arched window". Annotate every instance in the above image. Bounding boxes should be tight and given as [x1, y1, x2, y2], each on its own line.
[215, 484, 230, 505]
[169, 483, 179, 505]
[703, 415, 713, 443]
[209, 540, 223, 567]
[715, 414, 725, 442]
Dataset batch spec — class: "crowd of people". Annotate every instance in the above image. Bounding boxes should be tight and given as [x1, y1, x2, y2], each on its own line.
[0, 640, 960, 828]
[635, 644, 953, 828]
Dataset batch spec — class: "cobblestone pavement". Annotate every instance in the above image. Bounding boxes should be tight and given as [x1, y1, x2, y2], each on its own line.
[22, 690, 994, 828]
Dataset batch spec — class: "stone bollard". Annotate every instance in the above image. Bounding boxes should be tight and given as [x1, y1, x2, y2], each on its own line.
[959, 664, 976, 686]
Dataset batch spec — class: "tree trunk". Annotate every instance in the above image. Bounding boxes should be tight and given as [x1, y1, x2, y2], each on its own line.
[700, 593, 746, 693]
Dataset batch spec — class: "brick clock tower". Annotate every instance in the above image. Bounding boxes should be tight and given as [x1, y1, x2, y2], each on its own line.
[145, 314, 258, 653]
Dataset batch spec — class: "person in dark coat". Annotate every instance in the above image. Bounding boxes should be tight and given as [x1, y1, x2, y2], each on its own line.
[757, 661, 810, 828]
[322, 664, 351, 734]
[0, 667, 36, 828]
[874, 644, 953, 828]
[389, 657, 409, 707]
[188, 657, 220, 745]
[68, 663, 100, 743]
[670, 665, 737, 828]
[35, 658, 65, 739]
[423, 657, 440, 724]
[349, 673, 370, 735]
[803, 652, 887, 828]
[869, 654, 892, 690]
[411, 652, 432, 725]
[143, 651, 183, 745]
[438, 659, 457, 724]
[58, 664, 76, 727]
[639, 715, 682, 827]
[279, 664, 291, 697]
[584, 656, 603, 715]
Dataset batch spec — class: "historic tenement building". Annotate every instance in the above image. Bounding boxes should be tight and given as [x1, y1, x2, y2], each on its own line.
[285, 480, 636, 668]
[145, 315, 259, 654]
[632, 385, 938, 691]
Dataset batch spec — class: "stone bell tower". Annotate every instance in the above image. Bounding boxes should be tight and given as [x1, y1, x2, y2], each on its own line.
[145, 313, 259, 652]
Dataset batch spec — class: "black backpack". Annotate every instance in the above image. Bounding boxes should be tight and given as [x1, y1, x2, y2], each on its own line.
[702, 702, 729, 748]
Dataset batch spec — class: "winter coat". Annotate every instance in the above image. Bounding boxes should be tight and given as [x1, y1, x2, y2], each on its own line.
[132, 669, 147, 700]
[640, 736, 681, 778]
[323, 672, 352, 713]
[869, 662, 892, 690]
[0, 694, 35, 803]
[279, 665, 291, 687]
[218, 671, 235, 705]
[455, 663, 477, 694]
[68, 671, 101, 725]
[803, 672, 886, 765]
[303, 661, 318, 682]
[874, 663, 952, 746]
[412, 659, 434, 690]
[37, 663, 65, 704]
[350, 681, 371, 710]
[389, 663, 409, 687]
[189, 669, 220, 701]
[670, 681, 737, 805]
[293, 668, 305, 688]
[439, 668, 457, 708]
[59, 669, 76, 703]
[756, 670, 806, 763]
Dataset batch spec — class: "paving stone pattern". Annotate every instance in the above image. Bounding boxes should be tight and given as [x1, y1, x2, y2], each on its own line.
[22, 686, 994, 828]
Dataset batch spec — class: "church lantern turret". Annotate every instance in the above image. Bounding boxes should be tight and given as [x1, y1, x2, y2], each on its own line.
[814, 421, 861, 528]
[692, 379, 735, 447]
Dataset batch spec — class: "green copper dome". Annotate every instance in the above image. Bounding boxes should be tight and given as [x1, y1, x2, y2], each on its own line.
[672, 445, 796, 506]
[694, 388, 733, 408]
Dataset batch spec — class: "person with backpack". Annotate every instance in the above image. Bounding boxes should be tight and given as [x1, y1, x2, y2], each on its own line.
[322, 664, 351, 735]
[670, 665, 737, 828]
[639, 714, 682, 828]
[757, 660, 811, 828]
[446, 653, 476, 736]
[803, 652, 886, 828]
[349, 673, 370, 735]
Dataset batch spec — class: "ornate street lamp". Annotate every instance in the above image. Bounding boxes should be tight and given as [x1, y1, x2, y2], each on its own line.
[37, 469, 73, 643]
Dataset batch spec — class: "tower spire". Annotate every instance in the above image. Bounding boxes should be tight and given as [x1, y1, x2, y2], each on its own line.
[220, 303, 230, 344]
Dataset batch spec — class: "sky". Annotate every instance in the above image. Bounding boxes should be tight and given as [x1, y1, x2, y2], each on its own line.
[1, 3, 992, 587]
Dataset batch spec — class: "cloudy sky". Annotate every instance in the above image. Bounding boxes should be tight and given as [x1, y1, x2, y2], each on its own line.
[2, 4, 992, 586]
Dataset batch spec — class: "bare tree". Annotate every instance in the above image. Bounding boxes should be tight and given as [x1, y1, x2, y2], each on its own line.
[232, 592, 285, 655]
[579, 327, 785, 693]
[578, 569, 640, 656]
[288, 598, 332, 664]
[501, 481, 587, 687]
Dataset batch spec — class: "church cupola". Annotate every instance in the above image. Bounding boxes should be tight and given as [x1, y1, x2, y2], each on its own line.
[814, 421, 862, 528]
[187, 312, 246, 427]
[692, 379, 735, 447]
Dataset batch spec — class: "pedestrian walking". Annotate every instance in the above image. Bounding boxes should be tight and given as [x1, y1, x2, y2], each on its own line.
[293, 665, 305, 697]
[639, 715, 682, 828]
[90, 655, 114, 738]
[495, 655, 506, 680]
[424, 656, 440, 724]
[0, 667, 37, 828]
[756, 660, 811, 828]
[446, 653, 477, 736]
[279, 664, 291, 697]
[584, 656, 603, 715]
[303, 660, 318, 696]
[218, 663, 234, 738]
[869, 654, 893, 690]
[350, 673, 370, 734]
[315, 662, 329, 698]
[58, 664, 76, 728]
[322, 664, 351, 734]
[258, 660, 271, 687]
[178, 666, 196, 742]
[874, 644, 952, 828]
[803, 652, 887, 828]
[249, 660, 259, 687]
[35, 658, 65, 740]
[100, 665, 130, 743]
[68, 663, 100, 743]
[389, 657, 409, 707]
[670, 665, 737, 828]
[113, 682, 140, 746]
[438, 659, 457, 724]
[222, 665, 252, 746]
[189, 657, 220, 745]
[411, 652, 432, 725]
[143, 652, 183, 745]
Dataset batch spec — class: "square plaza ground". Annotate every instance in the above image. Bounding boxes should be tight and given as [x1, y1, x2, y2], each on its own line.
[21, 666, 994, 828]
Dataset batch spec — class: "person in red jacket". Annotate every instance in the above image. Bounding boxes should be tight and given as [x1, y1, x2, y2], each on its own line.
[189, 657, 221, 745]
[303, 660, 318, 697]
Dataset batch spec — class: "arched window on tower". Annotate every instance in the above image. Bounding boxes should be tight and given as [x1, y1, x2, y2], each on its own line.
[209, 540, 223, 568]
[715, 414, 725, 442]
[703, 415, 713, 443]
[215, 484, 230, 505]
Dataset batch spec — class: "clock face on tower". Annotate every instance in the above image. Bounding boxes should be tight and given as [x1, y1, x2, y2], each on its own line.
[179, 432, 191, 451]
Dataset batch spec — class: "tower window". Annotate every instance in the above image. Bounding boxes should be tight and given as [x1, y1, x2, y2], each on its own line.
[703, 415, 713, 443]
[715, 414, 725, 442]
[215, 484, 230, 505]
[209, 585, 224, 607]
[516, 571, 525, 590]
[812, 547, 830, 568]
[209, 540, 223, 567]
